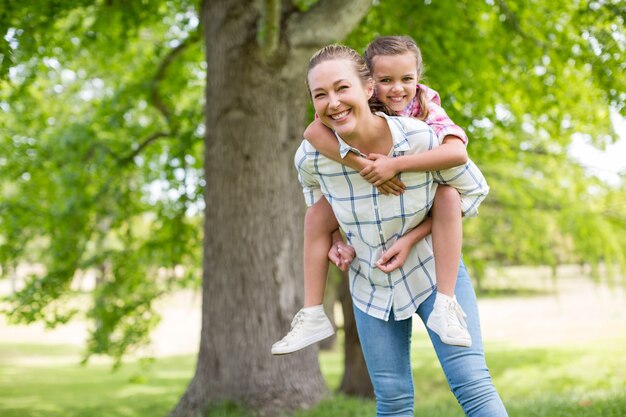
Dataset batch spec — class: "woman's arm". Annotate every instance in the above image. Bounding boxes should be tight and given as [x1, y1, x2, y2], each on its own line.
[328, 230, 356, 272]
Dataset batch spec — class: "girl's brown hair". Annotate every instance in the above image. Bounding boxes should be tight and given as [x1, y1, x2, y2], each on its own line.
[364, 36, 429, 120]
[306, 44, 395, 116]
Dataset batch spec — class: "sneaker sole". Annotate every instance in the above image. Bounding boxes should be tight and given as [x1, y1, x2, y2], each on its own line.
[438, 334, 472, 347]
[271, 327, 335, 355]
[426, 320, 472, 348]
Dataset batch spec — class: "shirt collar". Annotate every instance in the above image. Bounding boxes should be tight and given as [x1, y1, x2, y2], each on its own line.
[336, 112, 412, 158]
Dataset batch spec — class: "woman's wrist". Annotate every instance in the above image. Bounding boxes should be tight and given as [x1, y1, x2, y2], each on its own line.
[331, 229, 343, 244]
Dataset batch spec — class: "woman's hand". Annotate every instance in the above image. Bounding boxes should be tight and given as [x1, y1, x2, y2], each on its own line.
[360, 153, 400, 186]
[376, 236, 411, 273]
[376, 177, 406, 196]
[328, 240, 356, 272]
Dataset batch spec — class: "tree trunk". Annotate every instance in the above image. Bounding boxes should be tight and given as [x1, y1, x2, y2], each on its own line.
[338, 270, 374, 398]
[169, 14, 321, 417]
[319, 265, 339, 351]
[169, 0, 372, 416]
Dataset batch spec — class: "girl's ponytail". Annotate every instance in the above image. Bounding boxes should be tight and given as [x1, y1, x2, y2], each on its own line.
[415, 87, 430, 121]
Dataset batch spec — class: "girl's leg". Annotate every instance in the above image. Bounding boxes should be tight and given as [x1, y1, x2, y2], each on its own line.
[427, 185, 472, 347]
[417, 261, 508, 417]
[431, 185, 462, 296]
[303, 197, 338, 307]
[353, 306, 415, 417]
[271, 197, 338, 355]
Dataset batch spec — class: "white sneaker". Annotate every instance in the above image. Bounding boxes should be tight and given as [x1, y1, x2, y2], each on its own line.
[426, 294, 472, 347]
[271, 308, 335, 355]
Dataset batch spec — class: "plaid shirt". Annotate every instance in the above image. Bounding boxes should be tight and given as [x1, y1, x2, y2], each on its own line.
[295, 113, 488, 321]
[401, 84, 468, 145]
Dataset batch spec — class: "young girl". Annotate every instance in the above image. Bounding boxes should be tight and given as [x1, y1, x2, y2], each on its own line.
[271, 36, 483, 354]
[287, 43, 507, 416]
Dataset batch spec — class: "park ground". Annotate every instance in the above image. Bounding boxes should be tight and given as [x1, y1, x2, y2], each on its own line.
[1, 265, 625, 416]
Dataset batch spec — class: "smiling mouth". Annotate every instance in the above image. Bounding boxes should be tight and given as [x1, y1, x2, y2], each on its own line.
[330, 110, 350, 120]
[388, 96, 406, 103]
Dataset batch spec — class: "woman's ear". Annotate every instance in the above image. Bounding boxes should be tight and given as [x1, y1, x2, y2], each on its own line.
[366, 79, 375, 100]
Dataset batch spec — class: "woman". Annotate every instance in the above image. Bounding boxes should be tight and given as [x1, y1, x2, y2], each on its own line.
[294, 44, 508, 417]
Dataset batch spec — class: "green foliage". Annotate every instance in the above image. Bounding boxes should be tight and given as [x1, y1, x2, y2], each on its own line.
[1, 0, 203, 364]
[347, 0, 626, 284]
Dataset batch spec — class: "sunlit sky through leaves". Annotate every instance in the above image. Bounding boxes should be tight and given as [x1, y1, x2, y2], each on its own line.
[568, 108, 626, 186]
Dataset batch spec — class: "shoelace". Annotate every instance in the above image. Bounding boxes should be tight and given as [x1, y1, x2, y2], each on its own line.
[446, 299, 468, 329]
[287, 310, 306, 337]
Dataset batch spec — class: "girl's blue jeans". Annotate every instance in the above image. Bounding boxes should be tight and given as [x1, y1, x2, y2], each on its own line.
[353, 260, 508, 417]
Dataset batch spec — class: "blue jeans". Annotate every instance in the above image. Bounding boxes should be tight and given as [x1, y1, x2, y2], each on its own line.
[353, 260, 508, 417]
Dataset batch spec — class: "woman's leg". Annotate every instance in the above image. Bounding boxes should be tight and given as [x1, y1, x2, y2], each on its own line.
[417, 260, 508, 416]
[353, 306, 414, 417]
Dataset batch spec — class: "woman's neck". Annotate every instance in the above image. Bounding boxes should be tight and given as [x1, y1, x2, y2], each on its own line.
[343, 113, 392, 156]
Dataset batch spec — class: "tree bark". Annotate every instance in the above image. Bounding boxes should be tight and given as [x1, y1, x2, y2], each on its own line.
[319, 266, 339, 351]
[168, 1, 372, 416]
[337, 270, 374, 397]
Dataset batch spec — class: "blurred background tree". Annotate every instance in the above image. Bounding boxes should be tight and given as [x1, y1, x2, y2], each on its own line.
[0, 0, 624, 415]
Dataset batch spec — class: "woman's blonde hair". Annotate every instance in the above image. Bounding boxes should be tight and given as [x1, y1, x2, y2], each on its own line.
[364, 36, 429, 120]
[306, 44, 395, 115]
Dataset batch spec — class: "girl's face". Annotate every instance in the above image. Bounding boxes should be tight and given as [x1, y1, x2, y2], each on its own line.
[371, 52, 418, 112]
[308, 59, 374, 140]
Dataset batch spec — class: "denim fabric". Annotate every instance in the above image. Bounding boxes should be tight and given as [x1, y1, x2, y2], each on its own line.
[353, 260, 508, 417]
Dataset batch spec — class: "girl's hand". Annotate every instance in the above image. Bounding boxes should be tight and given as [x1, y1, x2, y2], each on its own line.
[359, 159, 405, 196]
[328, 241, 356, 272]
[376, 237, 411, 273]
[360, 153, 399, 186]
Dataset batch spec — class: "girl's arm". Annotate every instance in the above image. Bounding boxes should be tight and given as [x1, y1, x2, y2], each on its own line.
[376, 217, 433, 273]
[304, 119, 406, 195]
[361, 136, 468, 186]
[304, 120, 364, 170]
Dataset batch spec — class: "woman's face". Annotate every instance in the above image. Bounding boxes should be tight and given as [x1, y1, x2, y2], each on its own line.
[371, 52, 418, 113]
[308, 59, 374, 140]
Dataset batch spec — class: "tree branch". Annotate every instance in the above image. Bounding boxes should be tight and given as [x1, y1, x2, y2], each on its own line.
[258, 0, 281, 56]
[150, 27, 202, 126]
[117, 28, 202, 166]
[495, 0, 544, 48]
[286, 0, 373, 47]
[119, 131, 170, 165]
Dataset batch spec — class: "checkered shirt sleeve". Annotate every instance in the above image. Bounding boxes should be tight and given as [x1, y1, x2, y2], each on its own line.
[432, 160, 489, 218]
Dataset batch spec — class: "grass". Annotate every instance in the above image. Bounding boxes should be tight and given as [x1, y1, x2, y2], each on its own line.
[1, 336, 625, 417]
[0, 343, 195, 417]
